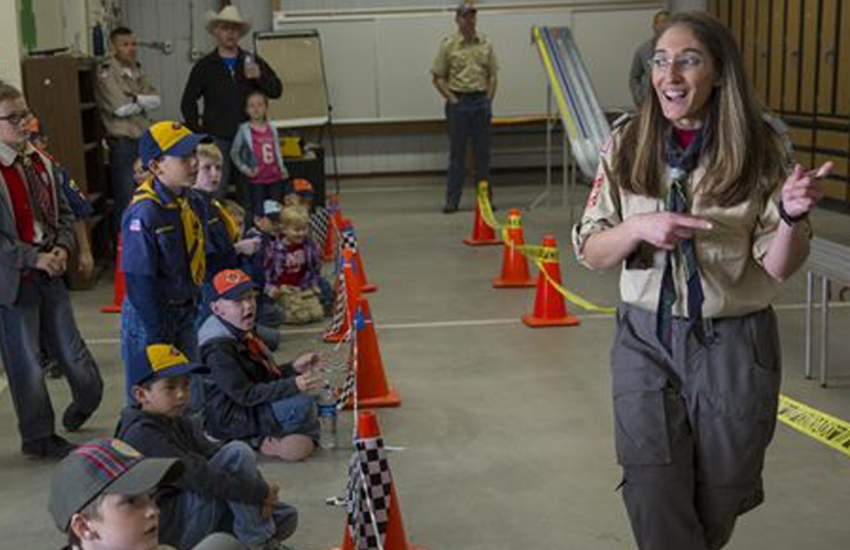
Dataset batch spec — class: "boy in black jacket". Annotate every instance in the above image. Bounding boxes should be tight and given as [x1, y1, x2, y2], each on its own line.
[115, 343, 297, 550]
[199, 269, 323, 462]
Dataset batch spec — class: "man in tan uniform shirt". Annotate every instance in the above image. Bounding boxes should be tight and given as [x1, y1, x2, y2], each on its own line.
[95, 26, 160, 227]
[431, 2, 498, 213]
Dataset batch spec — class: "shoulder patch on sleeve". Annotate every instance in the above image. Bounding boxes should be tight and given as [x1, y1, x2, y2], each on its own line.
[129, 218, 143, 232]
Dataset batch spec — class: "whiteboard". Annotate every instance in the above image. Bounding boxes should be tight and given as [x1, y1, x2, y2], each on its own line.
[272, 3, 662, 122]
[255, 32, 330, 124]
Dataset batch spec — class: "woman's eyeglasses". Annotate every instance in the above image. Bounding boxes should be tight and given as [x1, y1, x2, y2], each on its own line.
[650, 54, 705, 73]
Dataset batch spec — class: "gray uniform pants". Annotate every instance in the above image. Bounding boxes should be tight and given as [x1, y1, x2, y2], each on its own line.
[612, 304, 781, 550]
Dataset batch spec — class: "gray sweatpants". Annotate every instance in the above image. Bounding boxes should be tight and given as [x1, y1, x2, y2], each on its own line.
[612, 304, 781, 550]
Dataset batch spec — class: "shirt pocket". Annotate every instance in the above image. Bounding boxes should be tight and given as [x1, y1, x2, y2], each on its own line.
[155, 224, 185, 265]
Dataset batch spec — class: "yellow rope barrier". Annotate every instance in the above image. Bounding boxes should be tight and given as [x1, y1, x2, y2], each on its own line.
[476, 181, 616, 314]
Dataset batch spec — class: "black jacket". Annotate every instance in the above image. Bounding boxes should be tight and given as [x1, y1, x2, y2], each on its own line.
[180, 48, 282, 140]
[198, 315, 301, 440]
[115, 406, 269, 546]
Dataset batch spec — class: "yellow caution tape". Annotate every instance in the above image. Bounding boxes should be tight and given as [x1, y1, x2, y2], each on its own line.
[778, 394, 850, 459]
[476, 183, 616, 313]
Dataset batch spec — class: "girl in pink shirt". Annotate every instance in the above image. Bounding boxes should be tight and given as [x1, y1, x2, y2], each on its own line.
[231, 91, 289, 216]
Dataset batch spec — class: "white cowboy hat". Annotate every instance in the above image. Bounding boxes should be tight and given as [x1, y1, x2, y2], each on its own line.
[205, 5, 251, 36]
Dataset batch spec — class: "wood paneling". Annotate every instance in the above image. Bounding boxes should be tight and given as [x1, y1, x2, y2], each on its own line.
[783, 0, 803, 113]
[837, 0, 850, 116]
[769, 0, 787, 111]
[754, 0, 771, 103]
[816, 0, 839, 115]
[799, 0, 819, 114]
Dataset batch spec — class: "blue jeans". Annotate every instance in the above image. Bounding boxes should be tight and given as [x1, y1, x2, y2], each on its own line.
[271, 393, 320, 440]
[0, 274, 103, 442]
[107, 137, 139, 229]
[120, 298, 199, 405]
[172, 441, 298, 548]
[445, 94, 492, 208]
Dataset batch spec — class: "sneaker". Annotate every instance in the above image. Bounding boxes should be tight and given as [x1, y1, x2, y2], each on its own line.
[21, 435, 77, 459]
[40, 355, 62, 379]
[271, 504, 298, 542]
[62, 405, 92, 432]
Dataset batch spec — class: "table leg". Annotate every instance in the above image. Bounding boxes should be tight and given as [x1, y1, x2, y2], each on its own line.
[820, 276, 829, 388]
[805, 270, 814, 379]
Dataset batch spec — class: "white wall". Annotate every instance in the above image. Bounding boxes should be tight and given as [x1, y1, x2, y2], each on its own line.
[121, 0, 663, 177]
[0, 0, 23, 87]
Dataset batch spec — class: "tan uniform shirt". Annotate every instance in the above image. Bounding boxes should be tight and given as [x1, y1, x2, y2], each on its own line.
[572, 118, 804, 319]
[431, 32, 498, 93]
[95, 55, 157, 139]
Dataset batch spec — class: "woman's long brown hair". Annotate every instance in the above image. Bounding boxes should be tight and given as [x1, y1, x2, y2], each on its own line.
[611, 11, 786, 206]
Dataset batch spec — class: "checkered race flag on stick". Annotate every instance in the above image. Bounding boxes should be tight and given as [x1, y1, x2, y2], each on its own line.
[323, 256, 348, 340]
[310, 206, 331, 251]
[347, 437, 392, 550]
[340, 226, 358, 254]
[336, 337, 357, 411]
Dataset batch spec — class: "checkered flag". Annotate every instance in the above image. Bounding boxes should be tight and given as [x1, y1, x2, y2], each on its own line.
[347, 437, 392, 550]
[310, 206, 331, 248]
[336, 339, 357, 411]
[341, 227, 358, 254]
[323, 257, 348, 340]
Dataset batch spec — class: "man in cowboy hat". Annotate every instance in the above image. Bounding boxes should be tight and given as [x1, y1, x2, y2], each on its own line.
[181, 5, 282, 205]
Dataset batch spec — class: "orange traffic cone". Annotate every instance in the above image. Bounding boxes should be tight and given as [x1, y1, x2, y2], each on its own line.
[522, 235, 580, 327]
[493, 209, 535, 288]
[346, 297, 400, 408]
[330, 411, 428, 550]
[462, 181, 501, 246]
[324, 250, 360, 343]
[322, 194, 342, 262]
[339, 218, 377, 294]
[100, 233, 125, 313]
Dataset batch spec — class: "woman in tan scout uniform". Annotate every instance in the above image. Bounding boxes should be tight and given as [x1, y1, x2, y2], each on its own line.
[572, 12, 831, 550]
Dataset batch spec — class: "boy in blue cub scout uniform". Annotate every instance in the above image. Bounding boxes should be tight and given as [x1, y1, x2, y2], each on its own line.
[120, 120, 208, 403]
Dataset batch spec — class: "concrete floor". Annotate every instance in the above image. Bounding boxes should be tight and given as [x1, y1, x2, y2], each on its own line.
[1, 175, 849, 550]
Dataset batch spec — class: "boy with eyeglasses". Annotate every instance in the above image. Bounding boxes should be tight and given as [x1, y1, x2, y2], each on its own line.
[0, 83, 103, 458]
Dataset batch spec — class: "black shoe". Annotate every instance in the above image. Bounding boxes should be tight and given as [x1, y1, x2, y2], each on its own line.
[22, 435, 77, 459]
[40, 355, 62, 379]
[63, 405, 92, 432]
[442, 204, 458, 214]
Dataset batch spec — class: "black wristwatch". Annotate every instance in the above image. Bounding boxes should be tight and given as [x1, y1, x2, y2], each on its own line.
[779, 200, 808, 226]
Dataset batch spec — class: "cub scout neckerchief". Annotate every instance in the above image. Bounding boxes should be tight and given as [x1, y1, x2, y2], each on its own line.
[131, 179, 206, 285]
[212, 198, 241, 243]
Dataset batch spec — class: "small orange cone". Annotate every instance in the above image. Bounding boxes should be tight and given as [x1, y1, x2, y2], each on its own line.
[462, 181, 501, 247]
[322, 194, 342, 262]
[346, 297, 400, 408]
[522, 235, 580, 327]
[330, 411, 428, 550]
[339, 218, 377, 294]
[493, 209, 535, 288]
[324, 250, 360, 343]
[100, 233, 125, 313]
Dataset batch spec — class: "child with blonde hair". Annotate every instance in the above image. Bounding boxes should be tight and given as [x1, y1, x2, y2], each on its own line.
[260, 205, 327, 324]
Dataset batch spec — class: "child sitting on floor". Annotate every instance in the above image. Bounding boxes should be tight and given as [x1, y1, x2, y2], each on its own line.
[265, 205, 328, 324]
[199, 269, 324, 461]
[115, 344, 298, 550]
